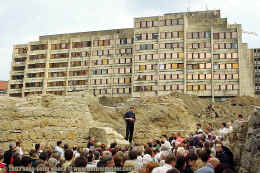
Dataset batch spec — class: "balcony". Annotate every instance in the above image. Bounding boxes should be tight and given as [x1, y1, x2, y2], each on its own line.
[12, 60, 26, 66]
[24, 78, 44, 82]
[46, 86, 67, 91]
[29, 50, 48, 55]
[24, 87, 43, 92]
[8, 89, 22, 94]
[27, 59, 46, 64]
[27, 68, 45, 73]
[47, 77, 67, 82]
[49, 58, 69, 63]
[9, 80, 23, 84]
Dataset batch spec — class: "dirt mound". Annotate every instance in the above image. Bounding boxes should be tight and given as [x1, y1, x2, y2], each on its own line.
[0, 91, 258, 151]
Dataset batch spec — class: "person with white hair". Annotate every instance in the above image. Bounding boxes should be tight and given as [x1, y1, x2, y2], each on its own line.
[176, 147, 186, 157]
[155, 144, 171, 165]
[159, 151, 170, 166]
[152, 154, 177, 173]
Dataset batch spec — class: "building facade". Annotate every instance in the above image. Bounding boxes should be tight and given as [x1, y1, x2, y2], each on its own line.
[252, 48, 260, 94]
[0, 81, 8, 95]
[9, 10, 255, 97]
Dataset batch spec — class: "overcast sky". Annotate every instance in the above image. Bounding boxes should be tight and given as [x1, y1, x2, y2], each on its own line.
[0, 0, 259, 81]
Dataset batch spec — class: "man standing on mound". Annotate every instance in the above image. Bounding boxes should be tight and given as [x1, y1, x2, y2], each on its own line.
[124, 106, 136, 143]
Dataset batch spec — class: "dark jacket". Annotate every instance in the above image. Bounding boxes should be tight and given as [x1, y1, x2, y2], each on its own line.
[184, 165, 194, 173]
[216, 147, 234, 168]
[3, 149, 14, 166]
[123, 112, 136, 126]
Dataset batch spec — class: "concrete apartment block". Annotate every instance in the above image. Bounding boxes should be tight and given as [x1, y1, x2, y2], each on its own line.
[9, 10, 255, 98]
[251, 48, 260, 94]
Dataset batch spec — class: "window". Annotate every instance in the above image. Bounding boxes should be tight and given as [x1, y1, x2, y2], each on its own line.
[214, 64, 219, 70]
[220, 43, 225, 49]
[213, 33, 219, 39]
[187, 33, 192, 39]
[172, 19, 178, 25]
[31, 44, 47, 51]
[232, 43, 238, 49]
[135, 22, 140, 28]
[126, 48, 132, 54]
[225, 43, 231, 49]
[178, 64, 184, 69]
[102, 69, 108, 74]
[82, 41, 91, 47]
[192, 32, 199, 39]
[226, 32, 231, 39]
[220, 33, 225, 39]
[213, 54, 220, 59]
[199, 63, 205, 69]
[160, 64, 165, 70]
[192, 43, 199, 49]
[61, 43, 66, 49]
[120, 38, 127, 45]
[199, 32, 205, 38]
[141, 21, 147, 28]
[166, 19, 172, 26]
[232, 32, 238, 38]
[166, 32, 172, 39]
[140, 44, 146, 50]
[178, 19, 184, 25]
[98, 40, 103, 46]
[140, 44, 153, 50]
[153, 21, 159, 27]
[165, 43, 172, 49]
[140, 65, 146, 71]
[152, 33, 159, 39]
[172, 32, 178, 38]
[232, 63, 239, 69]
[172, 43, 178, 48]
[178, 53, 184, 58]
[205, 32, 211, 38]
[232, 53, 238, 59]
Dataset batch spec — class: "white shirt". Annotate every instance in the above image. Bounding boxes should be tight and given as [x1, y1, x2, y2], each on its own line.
[219, 127, 229, 137]
[228, 126, 233, 133]
[142, 154, 153, 165]
[17, 147, 23, 156]
[152, 163, 172, 173]
[73, 151, 80, 159]
[161, 141, 171, 150]
[55, 146, 64, 159]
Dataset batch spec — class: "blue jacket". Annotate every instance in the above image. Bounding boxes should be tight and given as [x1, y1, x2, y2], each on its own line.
[124, 111, 136, 126]
[195, 164, 214, 173]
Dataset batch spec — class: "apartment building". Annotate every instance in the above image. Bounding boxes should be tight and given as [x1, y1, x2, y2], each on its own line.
[252, 48, 260, 94]
[0, 81, 8, 95]
[9, 10, 255, 98]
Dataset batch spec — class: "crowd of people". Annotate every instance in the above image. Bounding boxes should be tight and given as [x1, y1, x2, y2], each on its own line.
[0, 114, 245, 173]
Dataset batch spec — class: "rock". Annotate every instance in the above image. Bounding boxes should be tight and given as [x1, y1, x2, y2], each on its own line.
[229, 109, 260, 173]
[89, 127, 129, 146]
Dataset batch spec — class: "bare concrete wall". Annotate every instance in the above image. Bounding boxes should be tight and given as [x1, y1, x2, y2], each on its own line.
[239, 43, 255, 96]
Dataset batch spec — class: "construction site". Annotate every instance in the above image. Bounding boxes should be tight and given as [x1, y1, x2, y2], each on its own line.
[8, 10, 255, 98]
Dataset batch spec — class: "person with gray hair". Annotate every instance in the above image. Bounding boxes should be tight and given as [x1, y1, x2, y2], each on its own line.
[152, 154, 177, 173]
[195, 157, 220, 173]
[97, 155, 115, 168]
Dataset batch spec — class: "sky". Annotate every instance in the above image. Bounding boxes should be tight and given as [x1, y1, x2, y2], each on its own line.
[0, 0, 259, 81]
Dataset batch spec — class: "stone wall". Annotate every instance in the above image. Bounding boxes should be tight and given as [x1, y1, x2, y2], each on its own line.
[229, 109, 260, 173]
